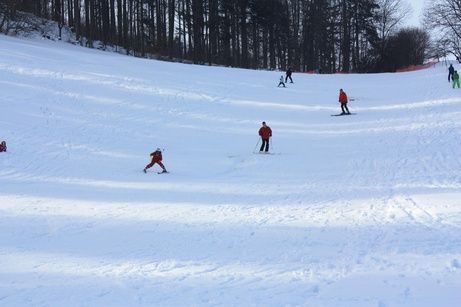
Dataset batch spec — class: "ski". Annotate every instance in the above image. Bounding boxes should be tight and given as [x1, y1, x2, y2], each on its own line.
[331, 113, 356, 116]
[143, 169, 169, 174]
[253, 152, 281, 155]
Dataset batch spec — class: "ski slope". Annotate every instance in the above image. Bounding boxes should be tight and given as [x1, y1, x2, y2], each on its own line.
[0, 35, 460, 306]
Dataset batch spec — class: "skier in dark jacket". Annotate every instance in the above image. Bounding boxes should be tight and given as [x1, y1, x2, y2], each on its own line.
[144, 148, 167, 173]
[449, 64, 455, 82]
[285, 67, 293, 83]
[258, 122, 272, 153]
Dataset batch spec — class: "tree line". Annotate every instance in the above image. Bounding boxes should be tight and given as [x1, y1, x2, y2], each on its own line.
[1, 0, 430, 72]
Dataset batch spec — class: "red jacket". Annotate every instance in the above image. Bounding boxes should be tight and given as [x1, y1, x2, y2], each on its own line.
[259, 126, 272, 139]
[150, 150, 163, 162]
[339, 91, 348, 104]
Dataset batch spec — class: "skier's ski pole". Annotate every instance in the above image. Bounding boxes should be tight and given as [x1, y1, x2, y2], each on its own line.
[253, 138, 261, 153]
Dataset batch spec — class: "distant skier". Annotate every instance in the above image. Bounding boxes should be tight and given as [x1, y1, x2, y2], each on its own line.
[453, 70, 460, 89]
[339, 89, 351, 115]
[278, 75, 286, 87]
[0, 141, 6, 152]
[258, 122, 272, 153]
[285, 67, 293, 83]
[143, 148, 168, 173]
[448, 64, 455, 82]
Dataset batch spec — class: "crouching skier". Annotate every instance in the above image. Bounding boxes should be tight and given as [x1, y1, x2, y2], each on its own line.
[144, 148, 168, 174]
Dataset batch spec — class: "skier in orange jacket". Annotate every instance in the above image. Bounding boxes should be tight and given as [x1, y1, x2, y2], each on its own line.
[258, 122, 272, 153]
[339, 89, 351, 115]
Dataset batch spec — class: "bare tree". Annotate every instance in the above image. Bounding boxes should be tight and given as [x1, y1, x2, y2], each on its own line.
[383, 27, 429, 71]
[425, 0, 461, 60]
[0, 0, 18, 33]
[375, 0, 411, 69]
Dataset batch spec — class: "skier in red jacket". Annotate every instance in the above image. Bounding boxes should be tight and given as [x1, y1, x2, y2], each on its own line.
[339, 89, 351, 115]
[0, 141, 6, 152]
[143, 148, 167, 173]
[258, 122, 272, 153]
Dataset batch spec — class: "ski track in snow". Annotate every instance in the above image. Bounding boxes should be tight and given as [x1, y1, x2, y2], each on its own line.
[0, 36, 461, 306]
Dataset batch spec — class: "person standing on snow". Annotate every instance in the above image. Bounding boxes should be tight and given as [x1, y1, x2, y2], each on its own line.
[339, 89, 351, 115]
[278, 75, 286, 87]
[259, 122, 272, 153]
[448, 64, 455, 82]
[285, 67, 293, 83]
[143, 148, 168, 173]
[453, 70, 460, 89]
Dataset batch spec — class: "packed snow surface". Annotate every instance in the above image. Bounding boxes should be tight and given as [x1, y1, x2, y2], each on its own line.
[1, 35, 460, 306]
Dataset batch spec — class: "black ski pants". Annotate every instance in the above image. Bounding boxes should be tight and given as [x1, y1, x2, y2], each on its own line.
[285, 75, 293, 83]
[341, 103, 350, 114]
[260, 138, 270, 152]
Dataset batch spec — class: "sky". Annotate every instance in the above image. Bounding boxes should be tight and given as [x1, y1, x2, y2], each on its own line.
[407, 0, 425, 26]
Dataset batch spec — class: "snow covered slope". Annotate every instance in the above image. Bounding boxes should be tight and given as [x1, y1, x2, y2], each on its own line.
[1, 35, 460, 306]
